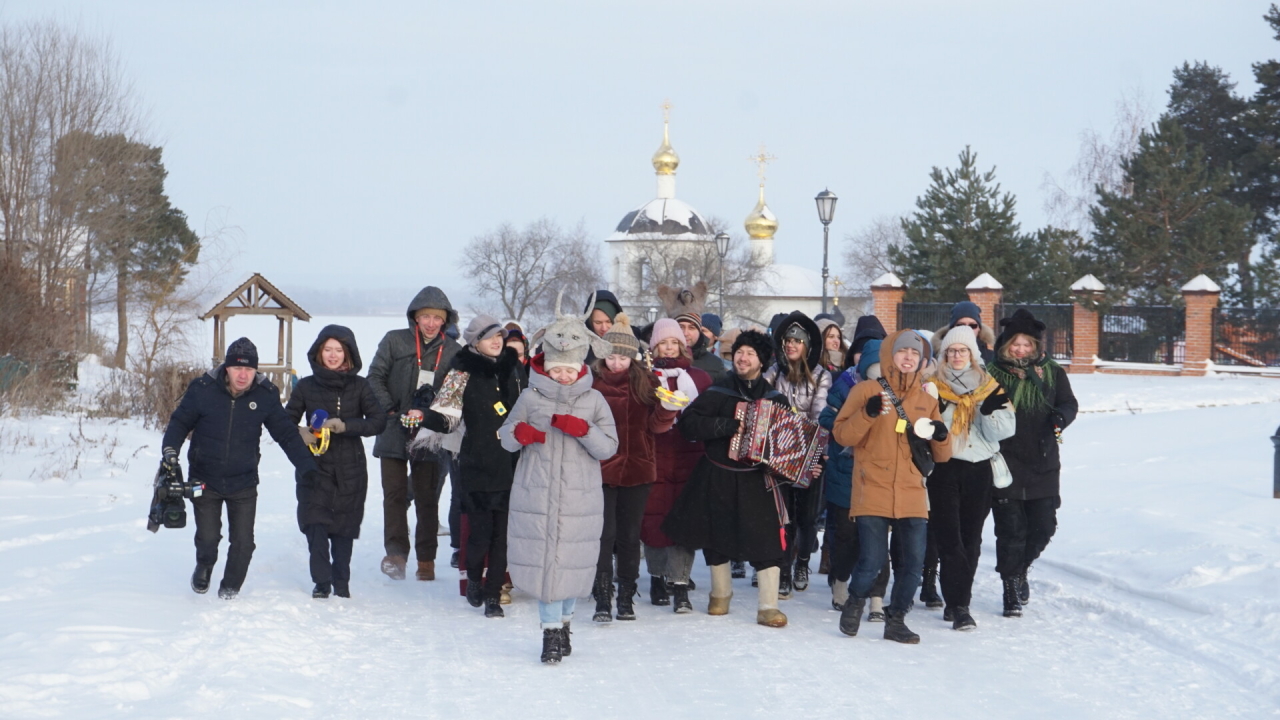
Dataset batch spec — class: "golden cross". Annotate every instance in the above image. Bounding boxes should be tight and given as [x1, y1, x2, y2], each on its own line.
[661, 99, 673, 123]
[831, 276, 844, 306]
[749, 143, 777, 184]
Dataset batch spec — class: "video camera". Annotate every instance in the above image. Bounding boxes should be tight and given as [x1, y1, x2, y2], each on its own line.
[146, 461, 205, 533]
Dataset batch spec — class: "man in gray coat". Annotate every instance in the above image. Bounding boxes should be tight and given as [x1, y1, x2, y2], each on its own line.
[367, 286, 460, 581]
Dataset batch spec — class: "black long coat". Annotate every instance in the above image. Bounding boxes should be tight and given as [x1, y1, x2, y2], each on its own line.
[285, 325, 386, 538]
[661, 373, 790, 566]
[991, 358, 1078, 502]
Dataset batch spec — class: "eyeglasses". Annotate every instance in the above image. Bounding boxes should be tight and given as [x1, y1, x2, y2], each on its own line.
[945, 348, 970, 356]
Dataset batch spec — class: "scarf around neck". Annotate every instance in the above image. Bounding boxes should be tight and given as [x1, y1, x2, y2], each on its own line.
[934, 367, 998, 441]
[990, 353, 1058, 411]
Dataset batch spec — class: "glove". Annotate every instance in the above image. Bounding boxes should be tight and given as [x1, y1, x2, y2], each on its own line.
[321, 418, 346, 433]
[161, 447, 180, 471]
[513, 422, 546, 446]
[298, 426, 319, 447]
[865, 394, 884, 417]
[550, 414, 590, 438]
[659, 391, 689, 412]
[930, 420, 949, 442]
[714, 417, 742, 438]
[1048, 410, 1065, 429]
[980, 391, 1009, 416]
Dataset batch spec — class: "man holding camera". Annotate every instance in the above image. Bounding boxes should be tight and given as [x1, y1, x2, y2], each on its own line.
[161, 337, 317, 599]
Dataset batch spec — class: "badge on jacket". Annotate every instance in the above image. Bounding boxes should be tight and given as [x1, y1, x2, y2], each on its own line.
[494, 401, 508, 416]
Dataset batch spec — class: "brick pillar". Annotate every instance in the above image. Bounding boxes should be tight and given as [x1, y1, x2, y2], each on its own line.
[1069, 274, 1105, 374]
[1181, 275, 1221, 377]
[870, 272, 906, 333]
[965, 273, 1004, 332]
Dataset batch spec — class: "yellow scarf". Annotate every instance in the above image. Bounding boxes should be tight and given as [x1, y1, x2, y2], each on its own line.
[934, 373, 999, 441]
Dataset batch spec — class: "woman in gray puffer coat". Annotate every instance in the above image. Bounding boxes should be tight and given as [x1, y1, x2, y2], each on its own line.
[499, 327, 618, 664]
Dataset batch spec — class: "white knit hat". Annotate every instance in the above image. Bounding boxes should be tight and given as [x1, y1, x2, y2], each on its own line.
[936, 325, 984, 366]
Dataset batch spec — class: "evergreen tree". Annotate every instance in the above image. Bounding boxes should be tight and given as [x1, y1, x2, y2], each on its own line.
[1245, 4, 1280, 305]
[891, 147, 1074, 303]
[1088, 117, 1252, 305]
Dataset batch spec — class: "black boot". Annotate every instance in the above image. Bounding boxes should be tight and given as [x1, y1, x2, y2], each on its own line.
[333, 581, 350, 598]
[540, 628, 562, 664]
[560, 622, 572, 657]
[794, 559, 811, 591]
[484, 596, 504, 618]
[1018, 568, 1031, 605]
[952, 605, 976, 631]
[466, 578, 483, 608]
[191, 565, 212, 594]
[592, 571, 613, 623]
[920, 566, 943, 608]
[1002, 575, 1023, 618]
[731, 561, 746, 579]
[649, 576, 670, 606]
[217, 584, 238, 600]
[671, 582, 692, 614]
[616, 580, 637, 621]
[449, 549, 460, 569]
[778, 568, 793, 600]
[943, 606, 954, 622]
[884, 611, 920, 644]
[312, 583, 331, 599]
[839, 596, 866, 637]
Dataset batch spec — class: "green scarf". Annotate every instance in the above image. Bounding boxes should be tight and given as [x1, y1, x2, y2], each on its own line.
[990, 354, 1059, 411]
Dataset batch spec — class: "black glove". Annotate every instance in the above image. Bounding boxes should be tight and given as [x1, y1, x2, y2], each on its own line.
[930, 420, 949, 442]
[1048, 410, 1065, 429]
[865, 394, 884, 417]
[161, 447, 180, 472]
[979, 391, 1009, 416]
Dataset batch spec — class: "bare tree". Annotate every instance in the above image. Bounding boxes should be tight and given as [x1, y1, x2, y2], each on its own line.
[460, 217, 604, 324]
[842, 215, 904, 291]
[1042, 87, 1154, 236]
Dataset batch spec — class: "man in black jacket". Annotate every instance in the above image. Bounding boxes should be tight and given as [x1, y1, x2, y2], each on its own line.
[161, 338, 317, 599]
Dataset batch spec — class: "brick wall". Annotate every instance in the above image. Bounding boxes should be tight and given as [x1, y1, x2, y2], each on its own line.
[871, 285, 905, 333]
[1181, 289, 1220, 377]
[1070, 294, 1101, 374]
[966, 287, 1002, 332]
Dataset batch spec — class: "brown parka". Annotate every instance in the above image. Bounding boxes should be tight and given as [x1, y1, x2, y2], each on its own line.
[831, 329, 952, 519]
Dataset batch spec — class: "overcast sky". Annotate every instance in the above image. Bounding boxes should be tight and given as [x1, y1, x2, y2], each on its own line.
[7, 1, 1275, 306]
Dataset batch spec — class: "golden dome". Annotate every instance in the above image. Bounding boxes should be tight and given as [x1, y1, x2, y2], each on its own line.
[652, 122, 679, 175]
[744, 185, 778, 239]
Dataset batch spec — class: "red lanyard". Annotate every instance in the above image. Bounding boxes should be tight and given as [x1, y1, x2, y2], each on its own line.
[416, 335, 443, 371]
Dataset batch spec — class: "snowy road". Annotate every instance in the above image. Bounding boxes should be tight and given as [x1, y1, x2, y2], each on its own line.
[1, 374, 1279, 718]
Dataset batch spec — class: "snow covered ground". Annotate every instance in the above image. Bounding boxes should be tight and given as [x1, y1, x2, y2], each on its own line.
[2, 343, 1280, 718]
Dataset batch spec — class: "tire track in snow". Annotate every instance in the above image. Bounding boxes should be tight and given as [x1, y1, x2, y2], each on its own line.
[0, 520, 140, 552]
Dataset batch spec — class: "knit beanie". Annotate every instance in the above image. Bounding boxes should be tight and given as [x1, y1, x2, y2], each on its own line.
[701, 313, 723, 337]
[950, 301, 983, 329]
[731, 329, 774, 369]
[936, 325, 983, 366]
[892, 330, 926, 358]
[225, 337, 258, 369]
[602, 312, 641, 359]
[649, 318, 686, 350]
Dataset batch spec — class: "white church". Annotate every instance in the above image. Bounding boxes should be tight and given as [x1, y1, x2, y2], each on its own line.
[603, 110, 865, 329]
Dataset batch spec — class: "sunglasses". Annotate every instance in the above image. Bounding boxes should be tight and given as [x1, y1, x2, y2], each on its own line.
[956, 321, 979, 329]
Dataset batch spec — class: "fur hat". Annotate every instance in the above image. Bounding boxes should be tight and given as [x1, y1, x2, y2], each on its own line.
[731, 329, 774, 369]
[532, 288, 612, 372]
[464, 314, 506, 346]
[225, 337, 258, 369]
[649, 317, 686, 350]
[602, 312, 641, 359]
[996, 307, 1046, 353]
[658, 281, 707, 329]
[936, 325, 983, 366]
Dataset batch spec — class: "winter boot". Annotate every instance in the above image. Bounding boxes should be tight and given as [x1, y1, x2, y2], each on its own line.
[217, 584, 238, 600]
[312, 583, 331, 599]
[616, 580, 637, 621]
[751, 568, 758, 587]
[708, 563, 733, 615]
[867, 596, 886, 623]
[333, 581, 351, 598]
[884, 611, 920, 644]
[466, 578, 484, 607]
[755, 566, 788, 628]
[649, 575, 670, 606]
[500, 582, 513, 605]
[484, 596, 504, 618]
[1002, 575, 1023, 618]
[943, 606, 954, 622]
[449, 549, 460, 569]
[592, 571, 613, 623]
[1018, 568, 1031, 605]
[671, 582, 693, 614]
[794, 559, 810, 592]
[778, 567, 793, 600]
[951, 605, 976, 631]
[831, 579, 849, 611]
[380, 554, 407, 580]
[560, 622, 572, 657]
[839, 596, 866, 636]
[191, 565, 212, 594]
[540, 628, 562, 664]
[818, 545, 831, 575]
[416, 561, 435, 581]
[731, 560, 746, 579]
[920, 565, 943, 608]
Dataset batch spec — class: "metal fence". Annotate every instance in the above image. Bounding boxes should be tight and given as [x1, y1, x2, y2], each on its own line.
[1099, 306, 1185, 364]
[1213, 307, 1280, 367]
[898, 303, 953, 334]
[999, 304, 1074, 361]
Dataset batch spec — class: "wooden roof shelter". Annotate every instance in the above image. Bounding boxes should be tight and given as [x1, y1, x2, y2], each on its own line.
[201, 273, 311, 399]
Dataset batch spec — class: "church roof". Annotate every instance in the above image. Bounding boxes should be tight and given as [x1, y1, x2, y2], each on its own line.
[607, 197, 712, 241]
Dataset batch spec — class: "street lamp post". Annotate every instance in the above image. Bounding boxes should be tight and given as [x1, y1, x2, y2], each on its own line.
[714, 232, 730, 320]
[815, 189, 838, 315]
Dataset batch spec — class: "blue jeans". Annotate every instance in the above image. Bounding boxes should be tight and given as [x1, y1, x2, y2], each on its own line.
[850, 516, 927, 616]
[538, 599, 576, 629]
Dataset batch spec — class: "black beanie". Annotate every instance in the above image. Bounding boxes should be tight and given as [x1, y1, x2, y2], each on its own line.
[731, 329, 774, 369]
[225, 337, 259, 369]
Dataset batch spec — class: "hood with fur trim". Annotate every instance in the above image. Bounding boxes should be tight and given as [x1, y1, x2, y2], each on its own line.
[772, 311, 823, 373]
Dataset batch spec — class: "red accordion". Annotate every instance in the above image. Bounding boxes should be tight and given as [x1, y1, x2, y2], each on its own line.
[728, 399, 829, 488]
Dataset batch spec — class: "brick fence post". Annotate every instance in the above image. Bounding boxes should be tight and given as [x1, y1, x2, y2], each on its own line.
[1181, 274, 1221, 377]
[1069, 274, 1105, 374]
[966, 273, 1004, 331]
[870, 272, 906, 333]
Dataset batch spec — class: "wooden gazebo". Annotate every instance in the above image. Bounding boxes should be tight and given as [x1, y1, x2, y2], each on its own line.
[201, 273, 310, 400]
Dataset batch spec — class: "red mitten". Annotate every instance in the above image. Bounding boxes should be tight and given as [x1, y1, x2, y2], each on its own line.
[550, 414, 590, 438]
[513, 422, 546, 446]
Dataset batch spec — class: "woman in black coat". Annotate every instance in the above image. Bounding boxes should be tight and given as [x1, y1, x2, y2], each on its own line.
[987, 309, 1078, 618]
[285, 325, 387, 599]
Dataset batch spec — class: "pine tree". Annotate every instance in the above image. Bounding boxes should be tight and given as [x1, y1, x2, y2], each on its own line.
[1089, 117, 1252, 305]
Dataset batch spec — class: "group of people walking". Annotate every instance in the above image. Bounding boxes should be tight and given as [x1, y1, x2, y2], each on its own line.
[160, 280, 1077, 663]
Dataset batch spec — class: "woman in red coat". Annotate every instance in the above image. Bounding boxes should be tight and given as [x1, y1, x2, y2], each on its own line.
[641, 318, 712, 613]
[590, 314, 679, 622]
